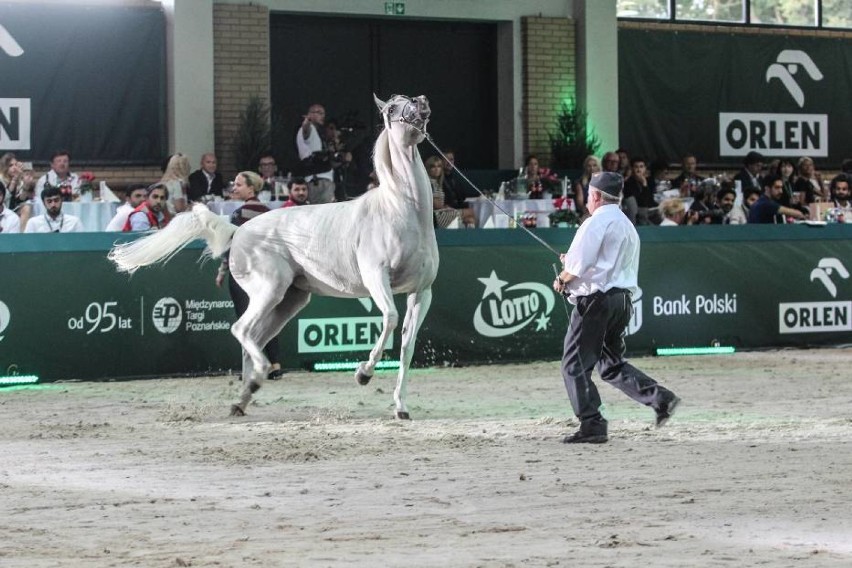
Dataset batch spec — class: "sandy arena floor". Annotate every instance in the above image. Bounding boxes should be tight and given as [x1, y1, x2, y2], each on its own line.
[2, 347, 851, 567]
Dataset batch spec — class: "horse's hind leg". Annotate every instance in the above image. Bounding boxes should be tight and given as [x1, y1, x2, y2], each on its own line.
[355, 270, 397, 387]
[393, 289, 432, 419]
[230, 285, 311, 416]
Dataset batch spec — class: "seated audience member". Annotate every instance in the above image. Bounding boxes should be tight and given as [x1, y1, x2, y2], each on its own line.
[728, 187, 759, 225]
[188, 153, 225, 203]
[282, 177, 309, 208]
[687, 180, 725, 224]
[257, 152, 279, 197]
[160, 153, 190, 214]
[0, 153, 17, 207]
[123, 183, 170, 231]
[616, 148, 631, 178]
[733, 151, 764, 193]
[25, 185, 84, 233]
[105, 184, 148, 231]
[601, 151, 620, 173]
[622, 156, 656, 225]
[748, 175, 806, 224]
[793, 156, 827, 204]
[658, 198, 693, 226]
[671, 153, 705, 196]
[829, 174, 850, 210]
[517, 154, 559, 198]
[572, 155, 600, 215]
[0, 183, 21, 233]
[35, 150, 80, 201]
[438, 150, 475, 226]
[716, 184, 738, 225]
[767, 158, 802, 209]
[11, 164, 36, 232]
[214, 170, 283, 380]
[426, 155, 461, 228]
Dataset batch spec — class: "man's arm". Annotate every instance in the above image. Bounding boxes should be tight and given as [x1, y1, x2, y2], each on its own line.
[778, 205, 805, 220]
[129, 211, 152, 232]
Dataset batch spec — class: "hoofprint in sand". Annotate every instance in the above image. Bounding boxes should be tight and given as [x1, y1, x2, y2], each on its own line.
[2, 348, 851, 567]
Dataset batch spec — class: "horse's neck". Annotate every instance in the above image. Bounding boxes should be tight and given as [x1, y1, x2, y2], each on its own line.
[388, 141, 433, 228]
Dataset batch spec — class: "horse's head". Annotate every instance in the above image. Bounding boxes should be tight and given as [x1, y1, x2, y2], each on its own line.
[374, 94, 430, 145]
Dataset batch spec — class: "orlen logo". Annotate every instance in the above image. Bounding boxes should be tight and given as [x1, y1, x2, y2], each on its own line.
[0, 300, 10, 341]
[152, 297, 182, 334]
[779, 258, 851, 334]
[0, 24, 24, 57]
[626, 287, 643, 336]
[473, 271, 554, 338]
[810, 258, 849, 298]
[765, 50, 823, 108]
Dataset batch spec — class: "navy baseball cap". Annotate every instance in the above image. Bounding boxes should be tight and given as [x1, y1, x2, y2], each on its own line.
[589, 171, 623, 197]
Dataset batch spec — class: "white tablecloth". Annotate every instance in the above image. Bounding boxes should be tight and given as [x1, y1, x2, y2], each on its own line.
[467, 197, 556, 228]
[206, 200, 285, 217]
[32, 201, 120, 232]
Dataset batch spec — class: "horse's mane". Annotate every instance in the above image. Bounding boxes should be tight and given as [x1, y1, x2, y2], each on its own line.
[362, 126, 410, 223]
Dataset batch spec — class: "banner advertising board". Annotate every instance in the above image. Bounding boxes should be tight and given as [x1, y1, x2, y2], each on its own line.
[618, 28, 852, 166]
[1, 227, 850, 381]
[0, 3, 166, 163]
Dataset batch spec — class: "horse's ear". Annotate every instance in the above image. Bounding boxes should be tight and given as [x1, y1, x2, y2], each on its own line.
[373, 93, 386, 111]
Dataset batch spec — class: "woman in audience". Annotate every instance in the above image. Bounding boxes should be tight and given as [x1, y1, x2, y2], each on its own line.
[517, 154, 559, 199]
[425, 155, 475, 228]
[11, 165, 37, 232]
[793, 156, 827, 204]
[571, 155, 600, 216]
[160, 153, 191, 214]
[768, 158, 808, 214]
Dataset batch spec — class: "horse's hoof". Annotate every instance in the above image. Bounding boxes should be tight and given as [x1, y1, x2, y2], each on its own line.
[229, 404, 245, 417]
[355, 364, 373, 386]
[395, 411, 411, 420]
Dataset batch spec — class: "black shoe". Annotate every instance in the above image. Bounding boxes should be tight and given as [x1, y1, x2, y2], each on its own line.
[562, 430, 608, 444]
[655, 396, 681, 428]
[267, 369, 285, 381]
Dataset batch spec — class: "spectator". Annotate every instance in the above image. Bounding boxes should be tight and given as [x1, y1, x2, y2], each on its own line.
[188, 153, 225, 204]
[10, 162, 36, 231]
[324, 118, 354, 201]
[435, 151, 474, 226]
[160, 153, 190, 214]
[0, 153, 16, 207]
[425, 155, 461, 228]
[733, 151, 764, 193]
[35, 150, 80, 201]
[517, 154, 559, 199]
[24, 185, 84, 233]
[571, 155, 600, 216]
[257, 152, 279, 198]
[601, 151, 620, 173]
[829, 174, 850, 210]
[793, 156, 827, 204]
[282, 177, 310, 208]
[688, 180, 725, 224]
[215, 170, 283, 380]
[123, 183, 170, 232]
[671, 153, 705, 196]
[0, 183, 21, 233]
[658, 198, 690, 226]
[768, 158, 800, 207]
[729, 187, 760, 225]
[105, 184, 148, 231]
[622, 156, 656, 225]
[296, 103, 335, 204]
[716, 184, 738, 225]
[616, 147, 631, 178]
[748, 174, 806, 224]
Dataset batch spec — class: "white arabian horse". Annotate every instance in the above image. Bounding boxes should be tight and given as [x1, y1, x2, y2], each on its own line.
[109, 94, 439, 419]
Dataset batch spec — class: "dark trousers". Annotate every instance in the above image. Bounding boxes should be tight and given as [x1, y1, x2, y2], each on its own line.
[228, 274, 280, 365]
[561, 289, 674, 431]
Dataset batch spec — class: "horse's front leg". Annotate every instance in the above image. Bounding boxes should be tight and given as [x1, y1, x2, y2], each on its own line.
[393, 289, 432, 419]
[355, 271, 397, 388]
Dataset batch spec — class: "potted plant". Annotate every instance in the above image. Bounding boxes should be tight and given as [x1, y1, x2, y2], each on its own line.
[548, 98, 601, 170]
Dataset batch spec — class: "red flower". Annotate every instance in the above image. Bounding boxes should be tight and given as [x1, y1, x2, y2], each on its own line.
[79, 171, 96, 183]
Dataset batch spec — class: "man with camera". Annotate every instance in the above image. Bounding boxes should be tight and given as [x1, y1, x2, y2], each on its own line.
[296, 103, 335, 204]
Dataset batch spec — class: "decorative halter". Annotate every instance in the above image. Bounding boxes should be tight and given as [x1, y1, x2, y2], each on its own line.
[384, 95, 430, 131]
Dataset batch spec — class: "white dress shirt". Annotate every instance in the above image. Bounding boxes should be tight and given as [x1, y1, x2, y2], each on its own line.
[24, 213, 84, 233]
[0, 207, 21, 233]
[562, 203, 640, 304]
[35, 170, 80, 199]
[105, 202, 134, 231]
[295, 122, 334, 182]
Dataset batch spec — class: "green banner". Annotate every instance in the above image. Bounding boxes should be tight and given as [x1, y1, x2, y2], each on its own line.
[618, 28, 852, 166]
[1, 226, 850, 381]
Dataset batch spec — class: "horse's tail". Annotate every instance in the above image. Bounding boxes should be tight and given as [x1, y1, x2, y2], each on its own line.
[108, 203, 237, 274]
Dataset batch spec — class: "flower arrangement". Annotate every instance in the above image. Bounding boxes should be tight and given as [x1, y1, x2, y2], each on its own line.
[549, 196, 581, 227]
[78, 171, 96, 194]
[44, 180, 75, 201]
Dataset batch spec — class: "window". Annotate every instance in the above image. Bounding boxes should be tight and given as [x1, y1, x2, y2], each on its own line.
[750, 0, 816, 26]
[616, 0, 670, 19]
[676, 0, 745, 22]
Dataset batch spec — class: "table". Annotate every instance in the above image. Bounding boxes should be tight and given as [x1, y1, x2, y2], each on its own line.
[32, 200, 120, 232]
[466, 197, 556, 228]
[206, 200, 285, 217]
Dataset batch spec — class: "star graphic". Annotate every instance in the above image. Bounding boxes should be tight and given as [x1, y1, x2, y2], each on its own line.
[478, 270, 508, 300]
[534, 313, 550, 331]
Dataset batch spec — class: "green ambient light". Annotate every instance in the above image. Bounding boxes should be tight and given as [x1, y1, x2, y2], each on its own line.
[0, 375, 40, 386]
[655, 346, 736, 356]
[312, 361, 401, 372]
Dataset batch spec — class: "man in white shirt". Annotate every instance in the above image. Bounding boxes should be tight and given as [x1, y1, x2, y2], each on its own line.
[296, 103, 335, 204]
[35, 150, 80, 199]
[0, 183, 21, 233]
[105, 184, 148, 231]
[553, 172, 680, 444]
[24, 185, 84, 233]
